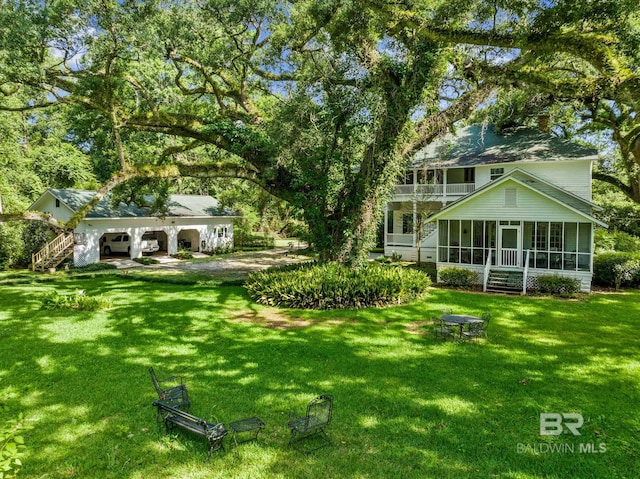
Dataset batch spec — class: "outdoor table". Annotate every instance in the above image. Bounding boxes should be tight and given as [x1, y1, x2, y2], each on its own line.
[228, 416, 265, 446]
[441, 314, 484, 339]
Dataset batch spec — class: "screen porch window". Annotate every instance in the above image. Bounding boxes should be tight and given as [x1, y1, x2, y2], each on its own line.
[387, 210, 394, 234]
[402, 214, 413, 234]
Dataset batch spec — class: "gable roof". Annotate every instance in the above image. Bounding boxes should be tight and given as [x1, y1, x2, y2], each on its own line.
[411, 124, 599, 168]
[31, 189, 238, 219]
[429, 169, 607, 227]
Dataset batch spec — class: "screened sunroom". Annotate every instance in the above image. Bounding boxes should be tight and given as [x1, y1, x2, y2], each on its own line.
[437, 219, 594, 272]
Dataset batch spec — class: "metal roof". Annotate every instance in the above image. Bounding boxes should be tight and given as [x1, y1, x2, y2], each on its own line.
[44, 189, 238, 218]
[411, 124, 599, 168]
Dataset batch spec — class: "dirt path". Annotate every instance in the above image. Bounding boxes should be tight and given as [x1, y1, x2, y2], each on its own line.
[105, 247, 312, 278]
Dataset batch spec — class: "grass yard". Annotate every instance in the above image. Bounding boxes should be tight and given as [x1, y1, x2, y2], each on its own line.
[1, 273, 639, 478]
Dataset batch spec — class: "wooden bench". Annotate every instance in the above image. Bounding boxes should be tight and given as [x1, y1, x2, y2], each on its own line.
[153, 400, 228, 460]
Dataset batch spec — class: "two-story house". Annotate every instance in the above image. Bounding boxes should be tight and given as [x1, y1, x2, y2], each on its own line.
[384, 124, 606, 293]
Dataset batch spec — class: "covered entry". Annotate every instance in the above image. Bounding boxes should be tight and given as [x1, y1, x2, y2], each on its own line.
[498, 224, 521, 267]
[177, 229, 200, 252]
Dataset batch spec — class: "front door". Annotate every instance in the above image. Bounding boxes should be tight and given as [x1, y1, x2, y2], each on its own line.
[498, 226, 521, 267]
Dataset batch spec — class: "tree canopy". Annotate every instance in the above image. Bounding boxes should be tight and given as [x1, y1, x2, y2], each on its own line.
[1, 0, 639, 263]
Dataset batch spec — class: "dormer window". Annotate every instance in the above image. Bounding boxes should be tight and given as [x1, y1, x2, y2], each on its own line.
[490, 168, 504, 181]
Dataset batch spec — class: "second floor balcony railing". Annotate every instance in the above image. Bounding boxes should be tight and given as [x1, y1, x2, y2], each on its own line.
[394, 183, 475, 197]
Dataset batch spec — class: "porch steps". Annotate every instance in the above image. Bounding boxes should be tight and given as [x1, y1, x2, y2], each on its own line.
[32, 233, 74, 272]
[486, 269, 523, 294]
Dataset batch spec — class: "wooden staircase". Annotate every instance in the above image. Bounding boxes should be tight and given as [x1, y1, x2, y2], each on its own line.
[32, 233, 74, 272]
[485, 269, 524, 294]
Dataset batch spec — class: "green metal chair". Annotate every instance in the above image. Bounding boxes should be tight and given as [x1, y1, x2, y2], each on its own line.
[149, 367, 191, 412]
[434, 308, 454, 340]
[287, 395, 333, 454]
[462, 312, 491, 340]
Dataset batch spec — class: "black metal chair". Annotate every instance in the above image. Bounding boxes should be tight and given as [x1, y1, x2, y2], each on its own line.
[287, 395, 333, 454]
[434, 317, 455, 339]
[462, 312, 491, 340]
[434, 308, 454, 340]
[149, 367, 191, 412]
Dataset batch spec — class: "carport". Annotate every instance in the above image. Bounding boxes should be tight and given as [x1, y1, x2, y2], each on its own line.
[28, 189, 239, 267]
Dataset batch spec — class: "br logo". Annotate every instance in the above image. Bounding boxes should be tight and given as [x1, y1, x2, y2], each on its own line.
[540, 413, 583, 436]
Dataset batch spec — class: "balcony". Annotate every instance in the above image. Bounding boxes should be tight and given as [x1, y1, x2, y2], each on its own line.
[393, 183, 475, 198]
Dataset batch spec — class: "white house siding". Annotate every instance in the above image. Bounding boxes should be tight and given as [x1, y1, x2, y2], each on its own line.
[33, 195, 76, 222]
[437, 181, 590, 223]
[383, 246, 437, 263]
[475, 160, 592, 201]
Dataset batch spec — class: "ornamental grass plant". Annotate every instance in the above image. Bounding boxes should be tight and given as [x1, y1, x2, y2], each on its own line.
[245, 262, 432, 309]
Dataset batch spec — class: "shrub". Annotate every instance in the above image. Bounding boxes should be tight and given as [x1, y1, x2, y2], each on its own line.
[172, 249, 194, 260]
[0, 413, 31, 478]
[133, 257, 159, 265]
[594, 229, 640, 253]
[593, 252, 640, 287]
[534, 274, 581, 296]
[613, 259, 640, 291]
[390, 251, 403, 262]
[203, 245, 233, 255]
[0, 224, 24, 270]
[41, 290, 112, 311]
[246, 262, 431, 309]
[71, 262, 118, 272]
[438, 267, 478, 288]
[234, 231, 275, 249]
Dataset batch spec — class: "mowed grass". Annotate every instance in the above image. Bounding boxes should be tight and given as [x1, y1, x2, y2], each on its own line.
[1, 273, 639, 479]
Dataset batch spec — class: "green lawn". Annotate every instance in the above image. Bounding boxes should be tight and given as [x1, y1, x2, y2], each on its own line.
[1, 274, 639, 478]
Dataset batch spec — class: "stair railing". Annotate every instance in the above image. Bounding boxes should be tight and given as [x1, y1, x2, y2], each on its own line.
[522, 249, 531, 295]
[32, 233, 74, 271]
[483, 248, 493, 292]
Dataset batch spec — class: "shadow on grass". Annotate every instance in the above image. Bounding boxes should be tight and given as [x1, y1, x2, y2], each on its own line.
[0, 277, 638, 478]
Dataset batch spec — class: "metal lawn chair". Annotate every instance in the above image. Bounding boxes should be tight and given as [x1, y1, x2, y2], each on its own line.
[149, 367, 191, 412]
[462, 312, 491, 340]
[287, 395, 333, 454]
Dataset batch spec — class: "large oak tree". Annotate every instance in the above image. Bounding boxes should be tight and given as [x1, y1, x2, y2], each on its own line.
[1, 1, 638, 263]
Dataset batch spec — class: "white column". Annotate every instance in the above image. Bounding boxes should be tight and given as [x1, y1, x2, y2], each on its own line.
[383, 204, 388, 248]
[167, 228, 179, 255]
[130, 228, 142, 259]
[412, 200, 417, 247]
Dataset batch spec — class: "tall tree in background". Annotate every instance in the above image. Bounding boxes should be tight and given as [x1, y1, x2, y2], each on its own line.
[1, 1, 638, 264]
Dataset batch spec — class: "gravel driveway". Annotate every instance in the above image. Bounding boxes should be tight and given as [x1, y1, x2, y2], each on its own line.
[105, 247, 310, 278]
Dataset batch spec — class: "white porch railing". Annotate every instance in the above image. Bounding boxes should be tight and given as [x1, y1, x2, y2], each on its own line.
[522, 249, 531, 295]
[445, 183, 476, 195]
[393, 183, 475, 197]
[500, 248, 519, 267]
[416, 184, 444, 195]
[394, 185, 415, 195]
[386, 234, 413, 246]
[483, 248, 493, 292]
